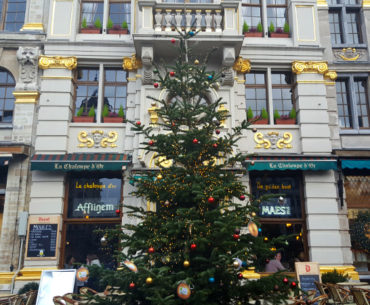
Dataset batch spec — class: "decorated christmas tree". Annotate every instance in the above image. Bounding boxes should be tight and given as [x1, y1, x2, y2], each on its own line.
[90, 31, 298, 305]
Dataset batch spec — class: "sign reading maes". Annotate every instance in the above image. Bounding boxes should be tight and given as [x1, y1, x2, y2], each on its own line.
[25, 216, 60, 260]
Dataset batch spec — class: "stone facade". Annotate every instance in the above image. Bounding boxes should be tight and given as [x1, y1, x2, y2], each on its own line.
[0, 0, 368, 293]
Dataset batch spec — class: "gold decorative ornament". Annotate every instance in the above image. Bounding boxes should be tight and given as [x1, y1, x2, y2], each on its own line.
[183, 260, 190, 267]
[148, 102, 159, 125]
[232, 57, 251, 74]
[251, 212, 256, 217]
[20, 23, 44, 31]
[78, 130, 118, 148]
[157, 174, 163, 180]
[324, 71, 337, 81]
[123, 54, 142, 72]
[13, 91, 40, 104]
[363, 0, 370, 7]
[146, 277, 153, 284]
[218, 104, 228, 127]
[194, 59, 199, 65]
[39, 56, 77, 70]
[254, 132, 293, 149]
[338, 48, 360, 61]
[292, 61, 328, 75]
[316, 0, 327, 6]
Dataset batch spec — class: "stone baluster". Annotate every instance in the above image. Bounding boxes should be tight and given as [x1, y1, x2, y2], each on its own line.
[185, 9, 192, 31]
[214, 10, 222, 33]
[175, 10, 183, 29]
[164, 9, 173, 31]
[154, 9, 163, 31]
[205, 10, 213, 32]
[195, 10, 202, 30]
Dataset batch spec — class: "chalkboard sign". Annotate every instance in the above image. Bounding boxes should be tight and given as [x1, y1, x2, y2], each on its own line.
[295, 262, 321, 297]
[25, 216, 60, 260]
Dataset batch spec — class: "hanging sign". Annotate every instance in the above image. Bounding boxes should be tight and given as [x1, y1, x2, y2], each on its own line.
[259, 198, 292, 218]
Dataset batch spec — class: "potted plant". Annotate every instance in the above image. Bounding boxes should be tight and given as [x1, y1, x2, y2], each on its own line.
[243, 21, 249, 36]
[80, 17, 102, 34]
[244, 22, 263, 37]
[103, 104, 125, 123]
[270, 21, 290, 38]
[247, 107, 268, 124]
[275, 108, 296, 124]
[73, 106, 95, 123]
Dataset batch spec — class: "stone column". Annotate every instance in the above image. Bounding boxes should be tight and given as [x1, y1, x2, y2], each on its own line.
[0, 47, 40, 271]
[21, 0, 45, 32]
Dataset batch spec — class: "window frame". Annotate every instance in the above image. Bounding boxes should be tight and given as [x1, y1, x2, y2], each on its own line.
[245, 68, 296, 125]
[0, 0, 26, 32]
[242, 0, 263, 32]
[328, 1, 366, 48]
[336, 74, 370, 134]
[0, 69, 15, 124]
[73, 64, 128, 123]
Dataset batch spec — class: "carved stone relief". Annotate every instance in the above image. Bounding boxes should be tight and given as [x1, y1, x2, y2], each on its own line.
[78, 130, 118, 148]
[16, 46, 40, 91]
[254, 132, 293, 149]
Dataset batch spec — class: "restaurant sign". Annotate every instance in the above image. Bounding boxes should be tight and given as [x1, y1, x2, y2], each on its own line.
[259, 198, 292, 218]
[71, 199, 119, 218]
[247, 161, 337, 171]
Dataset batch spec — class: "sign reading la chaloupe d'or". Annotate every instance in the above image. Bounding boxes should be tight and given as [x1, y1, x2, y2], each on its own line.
[69, 179, 121, 218]
[25, 215, 60, 260]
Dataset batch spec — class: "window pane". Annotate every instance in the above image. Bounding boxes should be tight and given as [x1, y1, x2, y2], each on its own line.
[103, 68, 127, 116]
[353, 78, 369, 128]
[346, 11, 362, 44]
[0, 70, 15, 123]
[272, 72, 294, 117]
[4, 0, 26, 31]
[81, 2, 104, 27]
[75, 68, 99, 116]
[242, 0, 261, 28]
[336, 79, 352, 128]
[329, 11, 343, 44]
[245, 72, 267, 119]
[109, 2, 131, 30]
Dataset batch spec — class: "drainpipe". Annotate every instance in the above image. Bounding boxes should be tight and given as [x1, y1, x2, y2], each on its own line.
[11, 236, 25, 293]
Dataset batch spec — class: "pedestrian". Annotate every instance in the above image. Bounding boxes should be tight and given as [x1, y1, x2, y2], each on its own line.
[265, 252, 286, 272]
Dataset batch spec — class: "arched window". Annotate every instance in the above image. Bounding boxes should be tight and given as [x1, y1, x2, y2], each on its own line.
[0, 69, 15, 123]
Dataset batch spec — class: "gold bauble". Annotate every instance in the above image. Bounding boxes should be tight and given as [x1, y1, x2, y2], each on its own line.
[183, 260, 190, 267]
[157, 174, 163, 180]
[146, 277, 153, 284]
[194, 59, 199, 65]
[251, 212, 256, 217]
[233, 260, 240, 268]
[164, 200, 170, 206]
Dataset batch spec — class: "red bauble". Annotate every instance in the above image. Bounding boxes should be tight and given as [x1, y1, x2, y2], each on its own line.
[291, 281, 297, 288]
[192, 138, 198, 144]
[233, 234, 240, 240]
[283, 278, 289, 284]
[208, 197, 215, 204]
[171, 38, 176, 44]
[136, 121, 141, 126]
[154, 83, 159, 88]
[215, 130, 220, 135]
[129, 282, 135, 289]
[239, 195, 245, 201]
[170, 71, 175, 77]
[115, 209, 120, 215]
[148, 247, 155, 253]
[190, 243, 197, 250]
[148, 140, 154, 146]
[237, 273, 244, 279]
[212, 143, 218, 148]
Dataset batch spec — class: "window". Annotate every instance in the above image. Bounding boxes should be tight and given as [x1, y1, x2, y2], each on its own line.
[242, 0, 288, 35]
[0, 69, 15, 123]
[336, 75, 369, 130]
[60, 174, 122, 268]
[250, 172, 308, 270]
[328, 0, 364, 46]
[245, 70, 295, 124]
[242, 0, 262, 31]
[74, 66, 127, 123]
[0, 0, 26, 31]
[80, 0, 131, 33]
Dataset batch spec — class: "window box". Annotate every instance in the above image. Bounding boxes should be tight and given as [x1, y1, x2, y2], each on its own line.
[103, 117, 124, 123]
[244, 32, 263, 37]
[73, 116, 95, 123]
[270, 32, 289, 38]
[108, 29, 128, 35]
[249, 118, 268, 125]
[80, 28, 101, 34]
[275, 118, 296, 125]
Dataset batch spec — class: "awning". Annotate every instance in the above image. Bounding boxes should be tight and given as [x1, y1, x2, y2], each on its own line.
[341, 159, 370, 170]
[245, 156, 337, 171]
[31, 153, 132, 171]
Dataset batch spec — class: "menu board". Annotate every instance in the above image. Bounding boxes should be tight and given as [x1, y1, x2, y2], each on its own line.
[295, 262, 321, 296]
[25, 216, 60, 260]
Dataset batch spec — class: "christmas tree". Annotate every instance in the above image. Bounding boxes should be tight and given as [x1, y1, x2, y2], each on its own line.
[90, 31, 298, 305]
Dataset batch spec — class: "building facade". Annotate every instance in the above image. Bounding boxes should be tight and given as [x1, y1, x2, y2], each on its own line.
[0, 0, 369, 293]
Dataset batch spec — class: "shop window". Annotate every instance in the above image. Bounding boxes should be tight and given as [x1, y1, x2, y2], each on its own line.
[80, 0, 131, 33]
[242, 0, 288, 37]
[336, 75, 369, 131]
[0, 69, 15, 123]
[344, 174, 370, 210]
[0, 0, 26, 32]
[250, 172, 307, 271]
[328, 0, 364, 47]
[245, 70, 295, 124]
[61, 174, 122, 268]
[73, 66, 127, 123]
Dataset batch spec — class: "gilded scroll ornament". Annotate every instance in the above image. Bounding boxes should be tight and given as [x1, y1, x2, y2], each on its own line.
[363, 0, 370, 7]
[292, 61, 328, 75]
[232, 57, 251, 74]
[254, 132, 293, 149]
[218, 104, 228, 127]
[317, 0, 327, 6]
[333, 48, 366, 62]
[78, 130, 118, 148]
[39, 56, 77, 70]
[123, 54, 142, 71]
[324, 71, 337, 81]
[148, 102, 159, 124]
